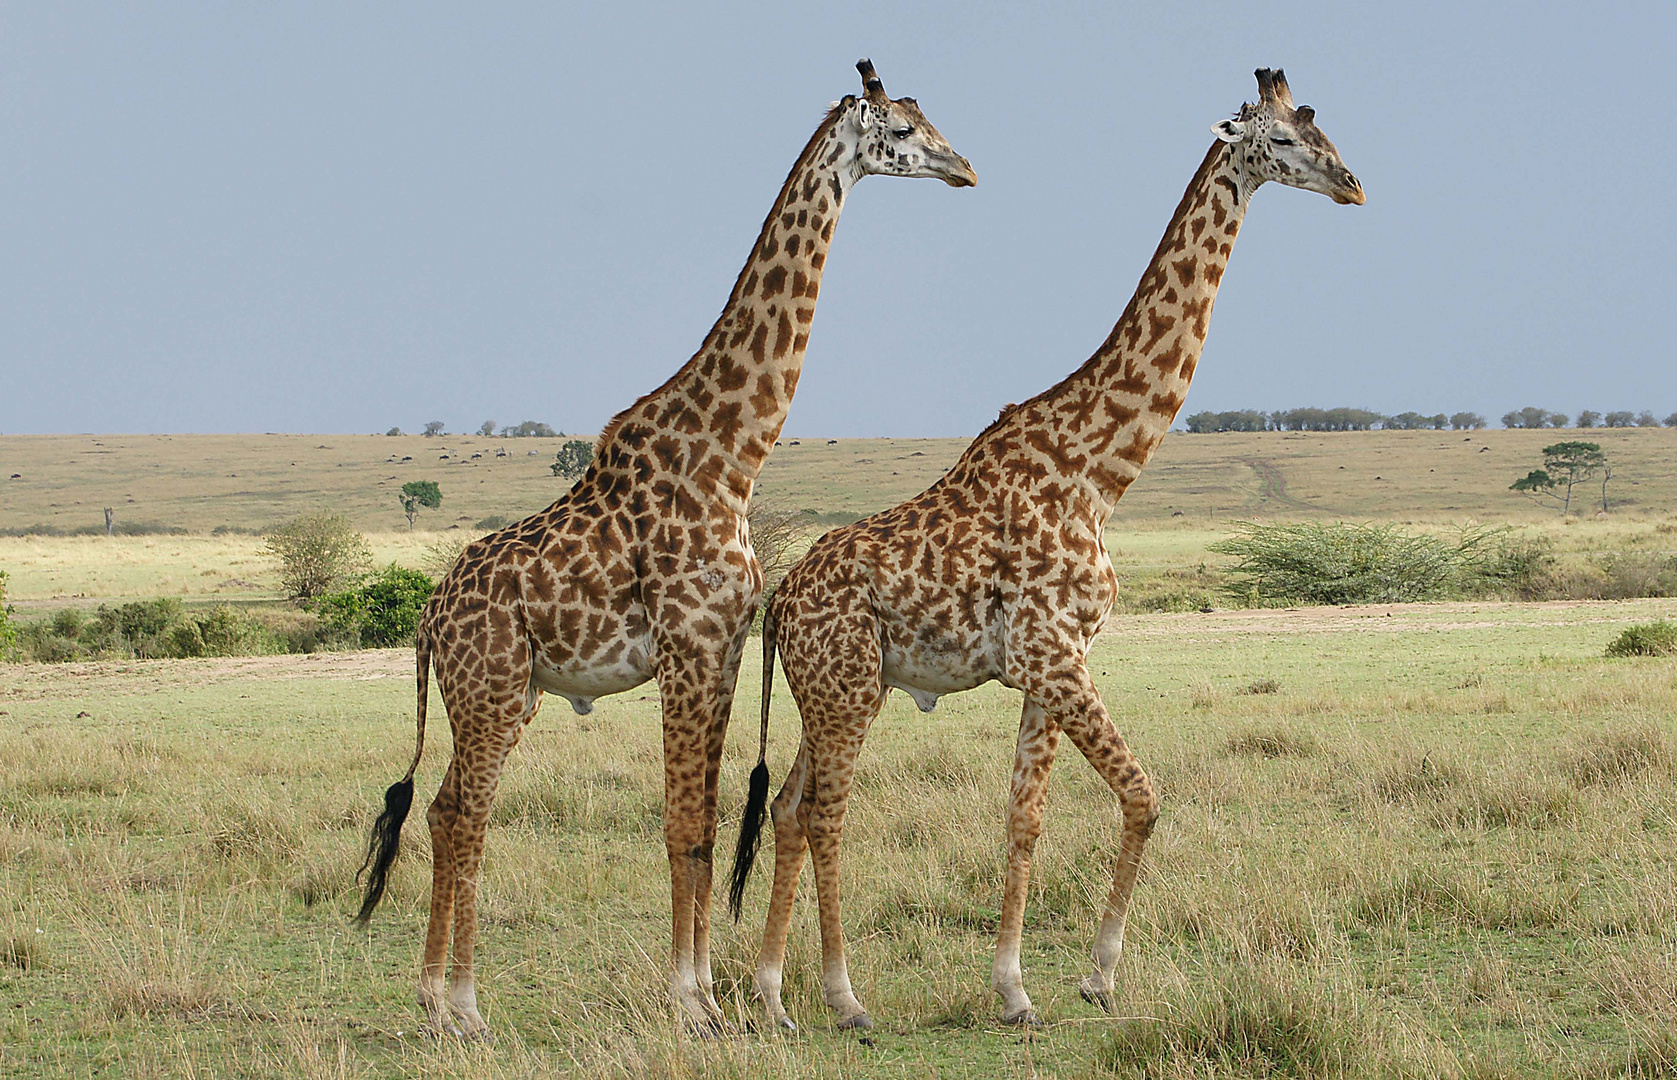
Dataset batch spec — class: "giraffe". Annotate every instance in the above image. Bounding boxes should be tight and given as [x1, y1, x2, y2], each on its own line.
[351, 60, 976, 1038]
[727, 69, 1364, 1031]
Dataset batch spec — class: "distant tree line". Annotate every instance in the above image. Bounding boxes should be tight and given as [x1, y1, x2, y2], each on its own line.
[384, 420, 565, 438]
[1183, 408, 1488, 433]
[1184, 405, 1677, 433]
[1502, 407, 1674, 429]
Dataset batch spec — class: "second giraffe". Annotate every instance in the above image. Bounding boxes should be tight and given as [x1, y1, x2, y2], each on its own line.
[728, 68, 1365, 1030]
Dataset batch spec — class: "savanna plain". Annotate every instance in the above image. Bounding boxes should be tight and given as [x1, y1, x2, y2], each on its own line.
[2, 431, 1675, 1078]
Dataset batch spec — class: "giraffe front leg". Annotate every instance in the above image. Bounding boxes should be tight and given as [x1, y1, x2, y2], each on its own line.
[992, 698, 1061, 1026]
[692, 620, 751, 1021]
[754, 740, 812, 1031]
[1040, 669, 1158, 1013]
[658, 673, 725, 1033]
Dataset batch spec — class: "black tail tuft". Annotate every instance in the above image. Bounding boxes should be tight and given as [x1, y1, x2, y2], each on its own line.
[353, 777, 414, 926]
[727, 759, 771, 921]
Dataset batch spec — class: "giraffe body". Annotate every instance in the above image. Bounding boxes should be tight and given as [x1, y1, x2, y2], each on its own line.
[353, 61, 975, 1038]
[730, 69, 1364, 1030]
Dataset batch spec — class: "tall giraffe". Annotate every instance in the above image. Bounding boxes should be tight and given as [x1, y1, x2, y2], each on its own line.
[728, 69, 1363, 1031]
[352, 60, 976, 1038]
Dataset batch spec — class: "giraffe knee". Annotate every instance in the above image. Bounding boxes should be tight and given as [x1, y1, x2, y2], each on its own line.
[1125, 779, 1161, 837]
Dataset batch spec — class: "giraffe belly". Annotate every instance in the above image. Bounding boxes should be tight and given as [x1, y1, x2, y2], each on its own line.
[530, 651, 653, 715]
[880, 652, 999, 713]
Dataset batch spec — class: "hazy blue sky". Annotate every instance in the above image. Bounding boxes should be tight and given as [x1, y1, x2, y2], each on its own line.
[4, 2, 1673, 437]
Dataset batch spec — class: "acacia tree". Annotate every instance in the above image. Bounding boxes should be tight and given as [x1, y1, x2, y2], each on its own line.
[399, 480, 442, 531]
[550, 440, 593, 480]
[423, 421, 445, 437]
[477, 420, 497, 436]
[1511, 441, 1607, 515]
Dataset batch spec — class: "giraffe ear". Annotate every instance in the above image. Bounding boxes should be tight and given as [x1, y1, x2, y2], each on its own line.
[1211, 118, 1247, 144]
[855, 101, 874, 134]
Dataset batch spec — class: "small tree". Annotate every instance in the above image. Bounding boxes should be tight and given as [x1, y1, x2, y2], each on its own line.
[1575, 410, 1601, 428]
[265, 512, 373, 602]
[1510, 441, 1607, 515]
[551, 440, 594, 480]
[1604, 411, 1636, 428]
[747, 497, 808, 595]
[1635, 410, 1660, 427]
[1450, 411, 1487, 430]
[386, 426, 403, 436]
[423, 421, 445, 437]
[504, 420, 558, 438]
[399, 480, 442, 531]
[477, 420, 497, 437]
[1665, 412, 1677, 428]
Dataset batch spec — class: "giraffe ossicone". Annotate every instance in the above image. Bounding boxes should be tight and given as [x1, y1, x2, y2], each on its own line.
[351, 59, 975, 1039]
[727, 67, 1363, 1033]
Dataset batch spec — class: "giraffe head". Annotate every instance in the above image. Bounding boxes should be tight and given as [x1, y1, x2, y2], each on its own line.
[1211, 68, 1364, 205]
[838, 59, 977, 188]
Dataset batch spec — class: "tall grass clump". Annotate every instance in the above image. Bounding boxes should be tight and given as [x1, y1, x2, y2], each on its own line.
[1605, 621, 1677, 658]
[1097, 966, 1368, 1078]
[1210, 522, 1549, 606]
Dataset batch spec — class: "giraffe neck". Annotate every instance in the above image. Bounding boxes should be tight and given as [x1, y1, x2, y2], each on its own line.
[596, 102, 867, 505]
[1004, 141, 1254, 518]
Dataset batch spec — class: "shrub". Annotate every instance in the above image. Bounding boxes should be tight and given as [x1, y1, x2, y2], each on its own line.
[265, 513, 372, 602]
[0, 571, 15, 658]
[420, 533, 475, 577]
[474, 514, 511, 530]
[315, 565, 435, 648]
[1209, 522, 1545, 606]
[1605, 621, 1677, 658]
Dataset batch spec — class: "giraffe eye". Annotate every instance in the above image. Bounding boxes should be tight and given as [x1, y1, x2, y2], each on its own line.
[892, 127, 913, 139]
[1270, 135, 1296, 146]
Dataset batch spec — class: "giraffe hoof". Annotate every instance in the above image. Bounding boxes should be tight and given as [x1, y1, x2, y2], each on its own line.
[1079, 982, 1116, 1014]
[418, 1019, 464, 1040]
[1001, 1007, 1042, 1028]
[775, 1015, 798, 1033]
[836, 1012, 873, 1031]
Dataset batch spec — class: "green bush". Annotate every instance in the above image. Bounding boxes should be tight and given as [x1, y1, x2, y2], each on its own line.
[1210, 522, 1551, 606]
[11, 601, 275, 662]
[1605, 621, 1677, 658]
[315, 565, 435, 648]
[0, 572, 16, 658]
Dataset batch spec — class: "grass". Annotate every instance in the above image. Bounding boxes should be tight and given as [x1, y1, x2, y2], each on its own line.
[2, 598, 1675, 1076]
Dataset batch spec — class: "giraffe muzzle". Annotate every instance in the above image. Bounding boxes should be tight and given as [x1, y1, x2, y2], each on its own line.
[1332, 172, 1365, 206]
[935, 152, 978, 188]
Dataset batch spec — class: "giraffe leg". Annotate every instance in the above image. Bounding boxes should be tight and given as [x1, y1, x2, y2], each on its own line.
[804, 720, 872, 1028]
[754, 738, 812, 1031]
[441, 721, 524, 1040]
[419, 759, 462, 1034]
[657, 659, 727, 1032]
[1033, 666, 1158, 1012]
[991, 697, 1062, 1025]
[692, 621, 751, 1017]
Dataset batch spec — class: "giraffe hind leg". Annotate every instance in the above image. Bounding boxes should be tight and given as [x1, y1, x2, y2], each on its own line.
[754, 738, 812, 1031]
[419, 760, 462, 1035]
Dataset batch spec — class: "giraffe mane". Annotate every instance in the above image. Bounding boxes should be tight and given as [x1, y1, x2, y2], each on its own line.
[593, 99, 856, 463]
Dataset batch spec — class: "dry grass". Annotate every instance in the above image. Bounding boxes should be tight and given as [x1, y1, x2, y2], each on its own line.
[1, 600, 1675, 1076]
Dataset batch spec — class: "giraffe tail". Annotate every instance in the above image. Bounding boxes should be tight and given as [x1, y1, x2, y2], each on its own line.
[353, 626, 431, 926]
[727, 594, 777, 921]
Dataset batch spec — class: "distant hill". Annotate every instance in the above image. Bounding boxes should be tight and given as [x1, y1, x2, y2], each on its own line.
[1, 429, 1673, 536]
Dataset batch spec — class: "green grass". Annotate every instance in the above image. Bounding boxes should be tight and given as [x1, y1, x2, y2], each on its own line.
[3, 598, 1675, 1077]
